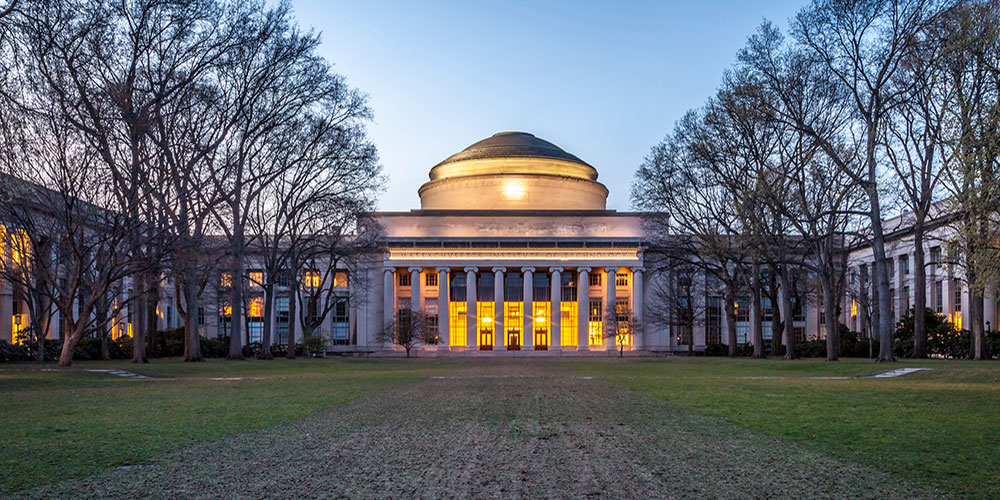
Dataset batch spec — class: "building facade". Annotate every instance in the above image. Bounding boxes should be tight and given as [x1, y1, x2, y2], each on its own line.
[2, 131, 995, 355]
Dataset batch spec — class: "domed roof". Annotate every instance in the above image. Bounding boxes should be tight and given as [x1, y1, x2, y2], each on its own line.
[435, 132, 591, 168]
[418, 131, 608, 211]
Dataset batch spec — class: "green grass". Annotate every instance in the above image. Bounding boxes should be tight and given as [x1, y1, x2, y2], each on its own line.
[570, 358, 1000, 500]
[0, 358, 456, 493]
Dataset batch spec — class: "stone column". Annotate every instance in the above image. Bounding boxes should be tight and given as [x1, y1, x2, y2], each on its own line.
[437, 267, 450, 348]
[409, 267, 422, 313]
[493, 267, 505, 350]
[984, 289, 996, 332]
[604, 267, 618, 350]
[0, 280, 11, 344]
[382, 268, 395, 348]
[465, 267, 477, 350]
[522, 267, 534, 349]
[632, 267, 644, 349]
[550, 267, 562, 350]
[895, 256, 905, 322]
[577, 267, 591, 351]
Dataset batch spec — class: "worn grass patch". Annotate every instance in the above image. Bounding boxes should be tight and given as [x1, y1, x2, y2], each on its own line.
[570, 357, 1000, 500]
[0, 358, 456, 493]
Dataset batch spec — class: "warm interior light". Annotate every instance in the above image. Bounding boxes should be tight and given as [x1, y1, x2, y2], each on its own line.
[535, 316, 545, 323]
[483, 317, 492, 323]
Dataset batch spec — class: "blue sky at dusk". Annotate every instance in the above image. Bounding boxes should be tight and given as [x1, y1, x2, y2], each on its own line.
[292, 0, 807, 211]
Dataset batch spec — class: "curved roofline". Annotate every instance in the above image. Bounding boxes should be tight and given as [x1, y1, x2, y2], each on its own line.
[432, 131, 593, 170]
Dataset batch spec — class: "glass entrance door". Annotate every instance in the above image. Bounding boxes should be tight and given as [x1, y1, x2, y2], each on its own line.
[534, 328, 548, 350]
[506, 328, 520, 350]
[479, 328, 493, 350]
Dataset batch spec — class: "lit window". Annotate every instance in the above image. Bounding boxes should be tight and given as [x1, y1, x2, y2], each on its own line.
[248, 296, 263, 318]
[616, 272, 629, 287]
[399, 272, 411, 287]
[588, 299, 603, 346]
[589, 273, 602, 287]
[426, 273, 438, 287]
[333, 271, 348, 287]
[249, 271, 264, 288]
[220, 273, 232, 288]
[304, 270, 321, 288]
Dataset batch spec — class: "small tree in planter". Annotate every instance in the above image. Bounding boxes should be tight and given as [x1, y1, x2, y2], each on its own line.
[604, 303, 641, 358]
[302, 330, 329, 358]
[377, 310, 433, 358]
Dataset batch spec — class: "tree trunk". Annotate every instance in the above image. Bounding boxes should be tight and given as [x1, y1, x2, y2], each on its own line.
[182, 278, 204, 362]
[912, 223, 927, 358]
[821, 273, 839, 361]
[724, 283, 737, 357]
[259, 282, 274, 360]
[971, 292, 984, 360]
[871, 209, 895, 362]
[779, 265, 795, 360]
[751, 264, 764, 359]
[132, 271, 148, 363]
[57, 316, 79, 367]
[287, 281, 298, 359]
[227, 245, 245, 360]
[145, 284, 160, 358]
[768, 270, 781, 357]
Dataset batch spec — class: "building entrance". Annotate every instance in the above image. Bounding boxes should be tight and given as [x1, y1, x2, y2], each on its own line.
[479, 328, 493, 350]
[506, 329, 520, 350]
[534, 328, 548, 350]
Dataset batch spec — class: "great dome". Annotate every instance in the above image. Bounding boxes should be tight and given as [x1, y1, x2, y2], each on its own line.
[418, 132, 609, 210]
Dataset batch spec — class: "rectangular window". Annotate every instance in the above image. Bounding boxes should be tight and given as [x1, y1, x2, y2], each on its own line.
[588, 299, 603, 346]
[614, 298, 630, 347]
[197, 306, 205, 326]
[615, 272, 629, 287]
[735, 297, 749, 322]
[332, 299, 349, 344]
[333, 271, 348, 287]
[249, 271, 264, 288]
[889, 288, 895, 318]
[425, 297, 439, 343]
[276, 297, 289, 344]
[902, 255, 910, 275]
[761, 297, 773, 340]
[955, 288, 962, 312]
[903, 286, 910, 312]
[220, 272, 232, 288]
[304, 270, 321, 288]
[248, 296, 264, 344]
[504, 301, 522, 347]
[561, 273, 577, 302]
[706, 296, 722, 344]
[935, 281, 943, 314]
[398, 272, 411, 287]
[589, 273, 601, 287]
[276, 270, 292, 287]
[561, 301, 577, 347]
[426, 272, 438, 287]
[449, 301, 467, 347]
[450, 273, 467, 303]
[931, 247, 942, 274]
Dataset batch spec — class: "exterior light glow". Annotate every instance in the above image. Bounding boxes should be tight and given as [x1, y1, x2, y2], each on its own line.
[483, 317, 492, 323]
[535, 316, 545, 323]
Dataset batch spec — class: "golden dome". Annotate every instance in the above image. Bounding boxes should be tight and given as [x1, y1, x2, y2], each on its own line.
[418, 132, 608, 210]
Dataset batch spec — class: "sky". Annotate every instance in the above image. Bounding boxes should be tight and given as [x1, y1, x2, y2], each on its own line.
[292, 0, 807, 212]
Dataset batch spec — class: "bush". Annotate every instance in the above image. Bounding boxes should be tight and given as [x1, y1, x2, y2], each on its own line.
[839, 326, 874, 358]
[703, 343, 728, 356]
[988, 330, 1000, 360]
[894, 308, 967, 359]
[302, 335, 327, 356]
[0, 339, 32, 362]
[155, 328, 186, 357]
[795, 340, 827, 358]
[200, 336, 229, 358]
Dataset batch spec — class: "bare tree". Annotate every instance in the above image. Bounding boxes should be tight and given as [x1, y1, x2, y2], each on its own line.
[604, 301, 641, 358]
[937, 0, 1000, 360]
[376, 309, 433, 358]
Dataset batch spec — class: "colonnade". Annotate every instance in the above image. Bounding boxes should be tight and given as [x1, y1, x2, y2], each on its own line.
[382, 265, 644, 351]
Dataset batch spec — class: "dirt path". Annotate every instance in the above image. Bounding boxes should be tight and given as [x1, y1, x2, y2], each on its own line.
[19, 360, 943, 499]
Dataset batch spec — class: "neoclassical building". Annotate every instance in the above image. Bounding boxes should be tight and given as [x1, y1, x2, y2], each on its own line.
[359, 131, 659, 354]
[3, 131, 995, 356]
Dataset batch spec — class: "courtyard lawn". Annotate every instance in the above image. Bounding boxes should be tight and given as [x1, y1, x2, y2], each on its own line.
[571, 358, 1000, 500]
[0, 358, 457, 493]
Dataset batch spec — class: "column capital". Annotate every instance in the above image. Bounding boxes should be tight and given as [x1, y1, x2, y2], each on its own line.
[550, 267, 564, 273]
[631, 267, 644, 273]
[578, 267, 592, 273]
[436, 267, 450, 273]
[521, 266, 536, 273]
[605, 266, 619, 274]
[464, 267, 478, 273]
[492, 266, 507, 273]
[408, 267, 423, 273]
[383, 267, 395, 274]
